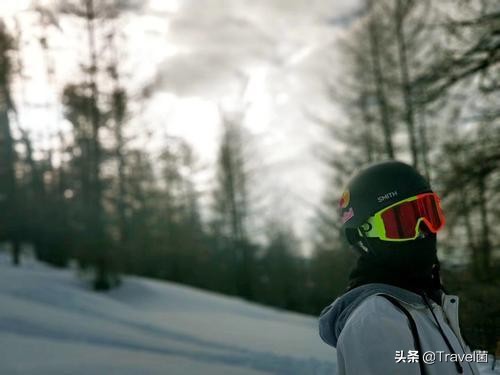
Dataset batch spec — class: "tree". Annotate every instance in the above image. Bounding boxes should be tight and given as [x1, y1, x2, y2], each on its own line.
[0, 20, 22, 265]
[156, 137, 205, 283]
[415, 1, 500, 281]
[255, 222, 306, 311]
[59, 0, 125, 289]
[211, 110, 255, 298]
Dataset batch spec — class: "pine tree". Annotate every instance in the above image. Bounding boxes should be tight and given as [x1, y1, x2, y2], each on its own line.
[0, 20, 21, 265]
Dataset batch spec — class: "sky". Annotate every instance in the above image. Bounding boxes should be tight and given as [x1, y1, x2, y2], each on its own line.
[1, 0, 363, 254]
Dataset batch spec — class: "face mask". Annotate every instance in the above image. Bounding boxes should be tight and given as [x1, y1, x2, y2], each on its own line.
[362, 233, 438, 276]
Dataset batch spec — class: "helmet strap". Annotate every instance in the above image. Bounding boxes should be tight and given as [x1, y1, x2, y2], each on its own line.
[356, 239, 369, 253]
[353, 230, 371, 254]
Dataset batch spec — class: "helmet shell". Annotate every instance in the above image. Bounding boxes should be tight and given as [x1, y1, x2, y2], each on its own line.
[339, 160, 432, 233]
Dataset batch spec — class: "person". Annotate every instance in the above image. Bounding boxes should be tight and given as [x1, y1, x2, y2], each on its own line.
[318, 160, 480, 375]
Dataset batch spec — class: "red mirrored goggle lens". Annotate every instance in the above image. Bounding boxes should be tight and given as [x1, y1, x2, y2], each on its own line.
[380, 193, 445, 239]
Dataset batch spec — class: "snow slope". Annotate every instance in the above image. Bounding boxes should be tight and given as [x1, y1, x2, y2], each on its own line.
[0, 255, 335, 374]
[0, 254, 497, 375]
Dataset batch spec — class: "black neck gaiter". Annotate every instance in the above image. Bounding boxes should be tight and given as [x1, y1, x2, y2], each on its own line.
[347, 234, 442, 299]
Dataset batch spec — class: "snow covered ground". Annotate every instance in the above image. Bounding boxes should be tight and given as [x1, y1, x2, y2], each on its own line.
[0, 253, 497, 375]
[0, 254, 336, 374]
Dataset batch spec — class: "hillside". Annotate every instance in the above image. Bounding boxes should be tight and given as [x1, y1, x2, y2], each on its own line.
[0, 255, 335, 374]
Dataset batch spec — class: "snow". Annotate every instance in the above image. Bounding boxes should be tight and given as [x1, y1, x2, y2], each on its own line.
[0, 254, 335, 374]
[0, 253, 498, 374]
[480, 361, 500, 375]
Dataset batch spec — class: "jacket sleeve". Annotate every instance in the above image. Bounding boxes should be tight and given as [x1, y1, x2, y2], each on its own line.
[336, 296, 422, 375]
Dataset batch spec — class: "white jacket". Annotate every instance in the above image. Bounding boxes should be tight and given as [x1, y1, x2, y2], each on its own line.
[319, 283, 480, 375]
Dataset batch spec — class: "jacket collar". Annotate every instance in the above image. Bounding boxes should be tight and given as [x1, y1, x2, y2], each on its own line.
[319, 283, 434, 347]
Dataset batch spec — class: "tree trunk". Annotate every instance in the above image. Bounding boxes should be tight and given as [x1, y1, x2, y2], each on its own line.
[461, 194, 479, 276]
[0, 84, 18, 266]
[85, 0, 108, 286]
[417, 108, 431, 182]
[395, 0, 419, 168]
[360, 93, 374, 162]
[11, 239, 20, 266]
[368, 14, 395, 159]
[477, 173, 491, 279]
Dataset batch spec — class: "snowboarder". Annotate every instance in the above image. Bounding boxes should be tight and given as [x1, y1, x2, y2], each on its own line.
[319, 160, 480, 375]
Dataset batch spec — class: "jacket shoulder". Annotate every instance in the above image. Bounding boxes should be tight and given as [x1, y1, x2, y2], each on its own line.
[336, 295, 421, 375]
[338, 294, 415, 344]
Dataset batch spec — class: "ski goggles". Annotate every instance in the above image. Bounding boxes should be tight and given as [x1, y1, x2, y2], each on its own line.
[358, 192, 445, 241]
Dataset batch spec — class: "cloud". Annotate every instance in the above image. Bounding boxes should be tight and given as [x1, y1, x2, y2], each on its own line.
[153, 10, 276, 96]
[150, 0, 362, 97]
[139, 0, 363, 244]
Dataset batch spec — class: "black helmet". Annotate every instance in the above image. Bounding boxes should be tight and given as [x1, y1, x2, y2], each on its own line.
[339, 160, 431, 244]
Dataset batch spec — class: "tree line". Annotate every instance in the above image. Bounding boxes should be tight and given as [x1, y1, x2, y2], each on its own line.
[0, 0, 309, 312]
